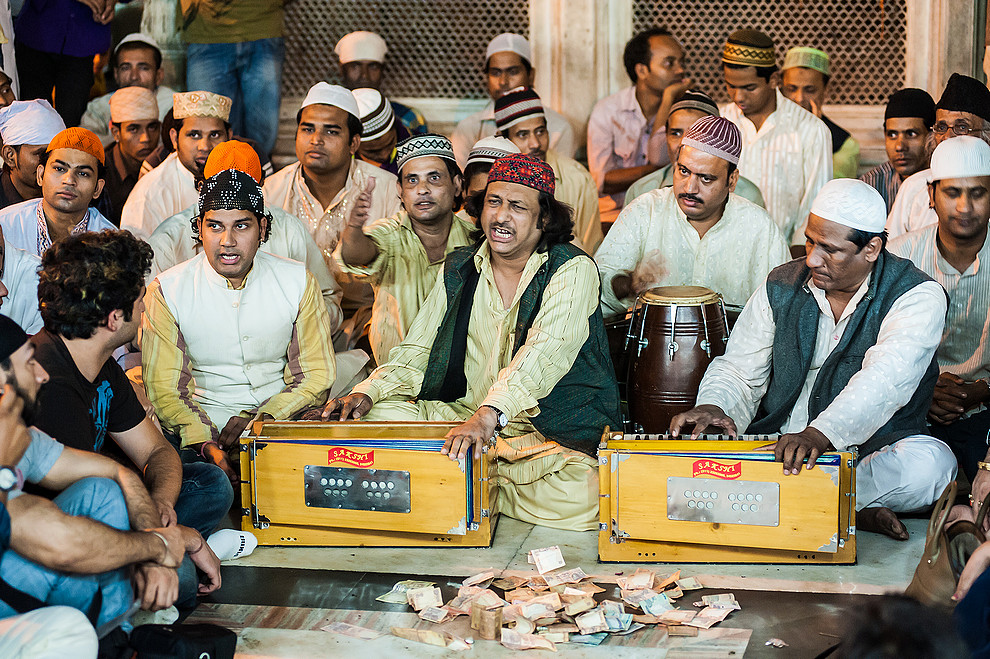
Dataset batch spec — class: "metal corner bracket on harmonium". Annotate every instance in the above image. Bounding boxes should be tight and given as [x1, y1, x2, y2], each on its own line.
[598, 429, 857, 564]
[240, 420, 498, 547]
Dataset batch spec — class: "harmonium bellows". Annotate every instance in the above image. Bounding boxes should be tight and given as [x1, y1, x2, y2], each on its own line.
[240, 420, 497, 547]
[598, 431, 857, 564]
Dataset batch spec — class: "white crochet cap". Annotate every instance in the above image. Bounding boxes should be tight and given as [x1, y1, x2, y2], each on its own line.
[485, 33, 531, 63]
[810, 178, 888, 233]
[334, 31, 387, 64]
[300, 82, 360, 120]
[466, 135, 521, 168]
[930, 135, 990, 182]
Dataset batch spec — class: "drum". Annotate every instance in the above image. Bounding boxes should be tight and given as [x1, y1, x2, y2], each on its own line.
[626, 286, 728, 433]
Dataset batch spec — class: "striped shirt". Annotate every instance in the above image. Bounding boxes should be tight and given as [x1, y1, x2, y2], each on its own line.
[860, 161, 902, 214]
[889, 224, 990, 381]
[721, 90, 833, 246]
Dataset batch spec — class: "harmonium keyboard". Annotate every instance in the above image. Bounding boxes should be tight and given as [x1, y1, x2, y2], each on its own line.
[598, 431, 856, 564]
[239, 420, 497, 547]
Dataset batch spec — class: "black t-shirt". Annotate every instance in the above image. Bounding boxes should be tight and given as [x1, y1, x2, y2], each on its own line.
[31, 329, 147, 467]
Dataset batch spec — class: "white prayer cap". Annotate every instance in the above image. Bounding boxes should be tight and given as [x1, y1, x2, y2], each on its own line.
[485, 33, 531, 63]
[0, 100, 66, 147]
[810, 178, 888, 233]
[466, 136, 520, 168]
[352, 88, 395, 140]
[300, 82, 360, 120]
[930, 136, 990, 182]
[334, 31, 388, 64]
[114, 32, 162, 56]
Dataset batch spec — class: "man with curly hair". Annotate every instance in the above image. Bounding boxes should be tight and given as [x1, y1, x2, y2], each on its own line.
[324, 154, 621, 532]
[143, 169, 337, 484]
[29, 229, 231, 615]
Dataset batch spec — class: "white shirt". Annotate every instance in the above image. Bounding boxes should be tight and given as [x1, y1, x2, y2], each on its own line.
[721, 90, 833, 245]
[451, 102, 576, 169]
[121, 152, 197, 241]
[696, 269, 946, 450]
[595, 187, 790, 314]
[0, 199, 116, 258]
[885, 168, 937, 239]
[890, 224, 990, 381]
[586, 86, 668, 208]
[1, 241, 42, 334]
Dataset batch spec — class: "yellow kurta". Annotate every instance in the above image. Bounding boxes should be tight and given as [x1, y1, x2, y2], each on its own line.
[546, 150, 603, 255]
[339, 210, 476, 364]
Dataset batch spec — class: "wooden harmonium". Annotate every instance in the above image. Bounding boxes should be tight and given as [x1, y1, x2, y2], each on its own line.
[598, 432, 856, 564]
[240, 420, 497, 547]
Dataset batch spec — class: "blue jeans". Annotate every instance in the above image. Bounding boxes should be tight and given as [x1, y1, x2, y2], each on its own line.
[174, 462, 233, 540]
[0, 478, 133, 629]
[186, 38, 284, 158]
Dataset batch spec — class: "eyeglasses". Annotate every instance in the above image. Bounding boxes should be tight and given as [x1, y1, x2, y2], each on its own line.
[932, 121, 981, 136]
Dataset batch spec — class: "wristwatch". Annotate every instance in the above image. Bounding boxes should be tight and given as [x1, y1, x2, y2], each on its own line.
[0, 466, 18, 492]
[979, 461, 990, 472]
[482, 405, 508, 431]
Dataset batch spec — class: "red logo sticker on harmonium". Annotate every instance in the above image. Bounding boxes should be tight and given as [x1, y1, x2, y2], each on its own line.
[328, 447, 374, 467]
[692, 459, 742, 480]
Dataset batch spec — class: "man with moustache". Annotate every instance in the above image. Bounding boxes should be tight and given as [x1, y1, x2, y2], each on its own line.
[452, 33, 575, 167]
[887, 74, 990, 238]
[588, 27, 689, 218]
[323, 153, 622, 531]
[595, 115, 788, 315]
[0, 127, 115, 258]
[860, 88, 936, 213]
[338, 134, 474, 364]
[495, 87, 602, 254]
[624, 89, 764, 207]
[0, 100, 66, 210]
[672, 179, 955, 540]
[143, 168, 336, 483]
[889, 137, 990, 520]
[101, 87, 161, 226]
[121, 91, 232, 240]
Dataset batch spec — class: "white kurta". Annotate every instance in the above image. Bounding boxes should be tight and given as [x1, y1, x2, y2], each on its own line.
[721, 90, 833, 245]
[885, 168, 937, 239]
[594, 188, 790, 314]
[148, 204, 344, 333]
[121, 152, 197, 241]
[0, 200, 116, 258]
[1, 241, 41, 334]
[451, 102, 576, 168]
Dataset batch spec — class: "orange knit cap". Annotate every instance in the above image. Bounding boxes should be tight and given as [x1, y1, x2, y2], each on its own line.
[46, 127, 105, 166]
[203, 140, 263, 183]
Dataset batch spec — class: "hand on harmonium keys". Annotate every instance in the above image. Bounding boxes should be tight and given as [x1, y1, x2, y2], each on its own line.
[320, 393, 373, 421]
[761, 427, 833, 476]
[441, 407, 498, 461]
[668, 404, 738, 439]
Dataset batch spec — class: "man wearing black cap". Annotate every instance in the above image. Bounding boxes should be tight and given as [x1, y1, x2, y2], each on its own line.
[143, 169, 337, 483]
[887, 73, 990, 238]
[860, 88, 936, 213]
[0, 313, 220, 628]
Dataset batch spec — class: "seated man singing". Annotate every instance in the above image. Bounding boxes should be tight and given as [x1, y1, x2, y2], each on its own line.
[143, 169, 337, 482]
[671, 179, 957, 540]
[325, 154, 622, 531]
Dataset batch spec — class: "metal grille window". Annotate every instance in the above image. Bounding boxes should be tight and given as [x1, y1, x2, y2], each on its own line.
[632, 0, 906, 106]
[283, 0, 530, 99]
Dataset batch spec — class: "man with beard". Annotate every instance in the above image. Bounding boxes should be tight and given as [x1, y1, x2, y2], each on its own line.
[495, 87, 602, 254]
[338, 134, 474, 364]
[672, 179, 955, 540]
[143, 168, 336, 483]
[860, 88, 936, 213]
[889, 137, 990, 523]
[0, 313, 220, 630]
[0, 100, 65, 210]
[887, 74, 990, 238]
[121, 91, 232, 240]
[595, 115, 788, 314]
[100, 87, 161, 226]
[323, 154, 622, 532]
[588, 27, 689, 218]
[0, 127, 115, 258]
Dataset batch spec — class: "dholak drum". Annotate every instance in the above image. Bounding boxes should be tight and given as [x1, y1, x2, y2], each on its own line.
[626, 286, 728, 433]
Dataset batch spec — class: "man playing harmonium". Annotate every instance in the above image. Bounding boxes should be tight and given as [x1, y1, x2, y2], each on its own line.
[671, 178, 957, 540]
[324, 153, 622, 531]
[595, 114, 789, 315]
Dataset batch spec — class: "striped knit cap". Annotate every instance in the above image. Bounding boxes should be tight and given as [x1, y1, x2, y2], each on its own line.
[466, 136, 520, 168]
[680, 115, 741, 165]
[722, 30, 776, 68]
[352, 88, 395, 141]
[494, 86, 545, 132]
[395, 133, 457, 173]
[488, 153, 554, 195]
[669, 90, 719, 118]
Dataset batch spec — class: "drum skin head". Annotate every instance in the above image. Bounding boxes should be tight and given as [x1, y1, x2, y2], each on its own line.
[639, 285, 720, 305]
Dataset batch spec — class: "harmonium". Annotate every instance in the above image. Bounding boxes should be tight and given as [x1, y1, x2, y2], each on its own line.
[239, 420, 498, 547]
[598, 431, 856, 564]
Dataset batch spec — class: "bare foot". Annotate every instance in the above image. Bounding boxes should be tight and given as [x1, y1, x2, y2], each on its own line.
[857, 506, 909, 540]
